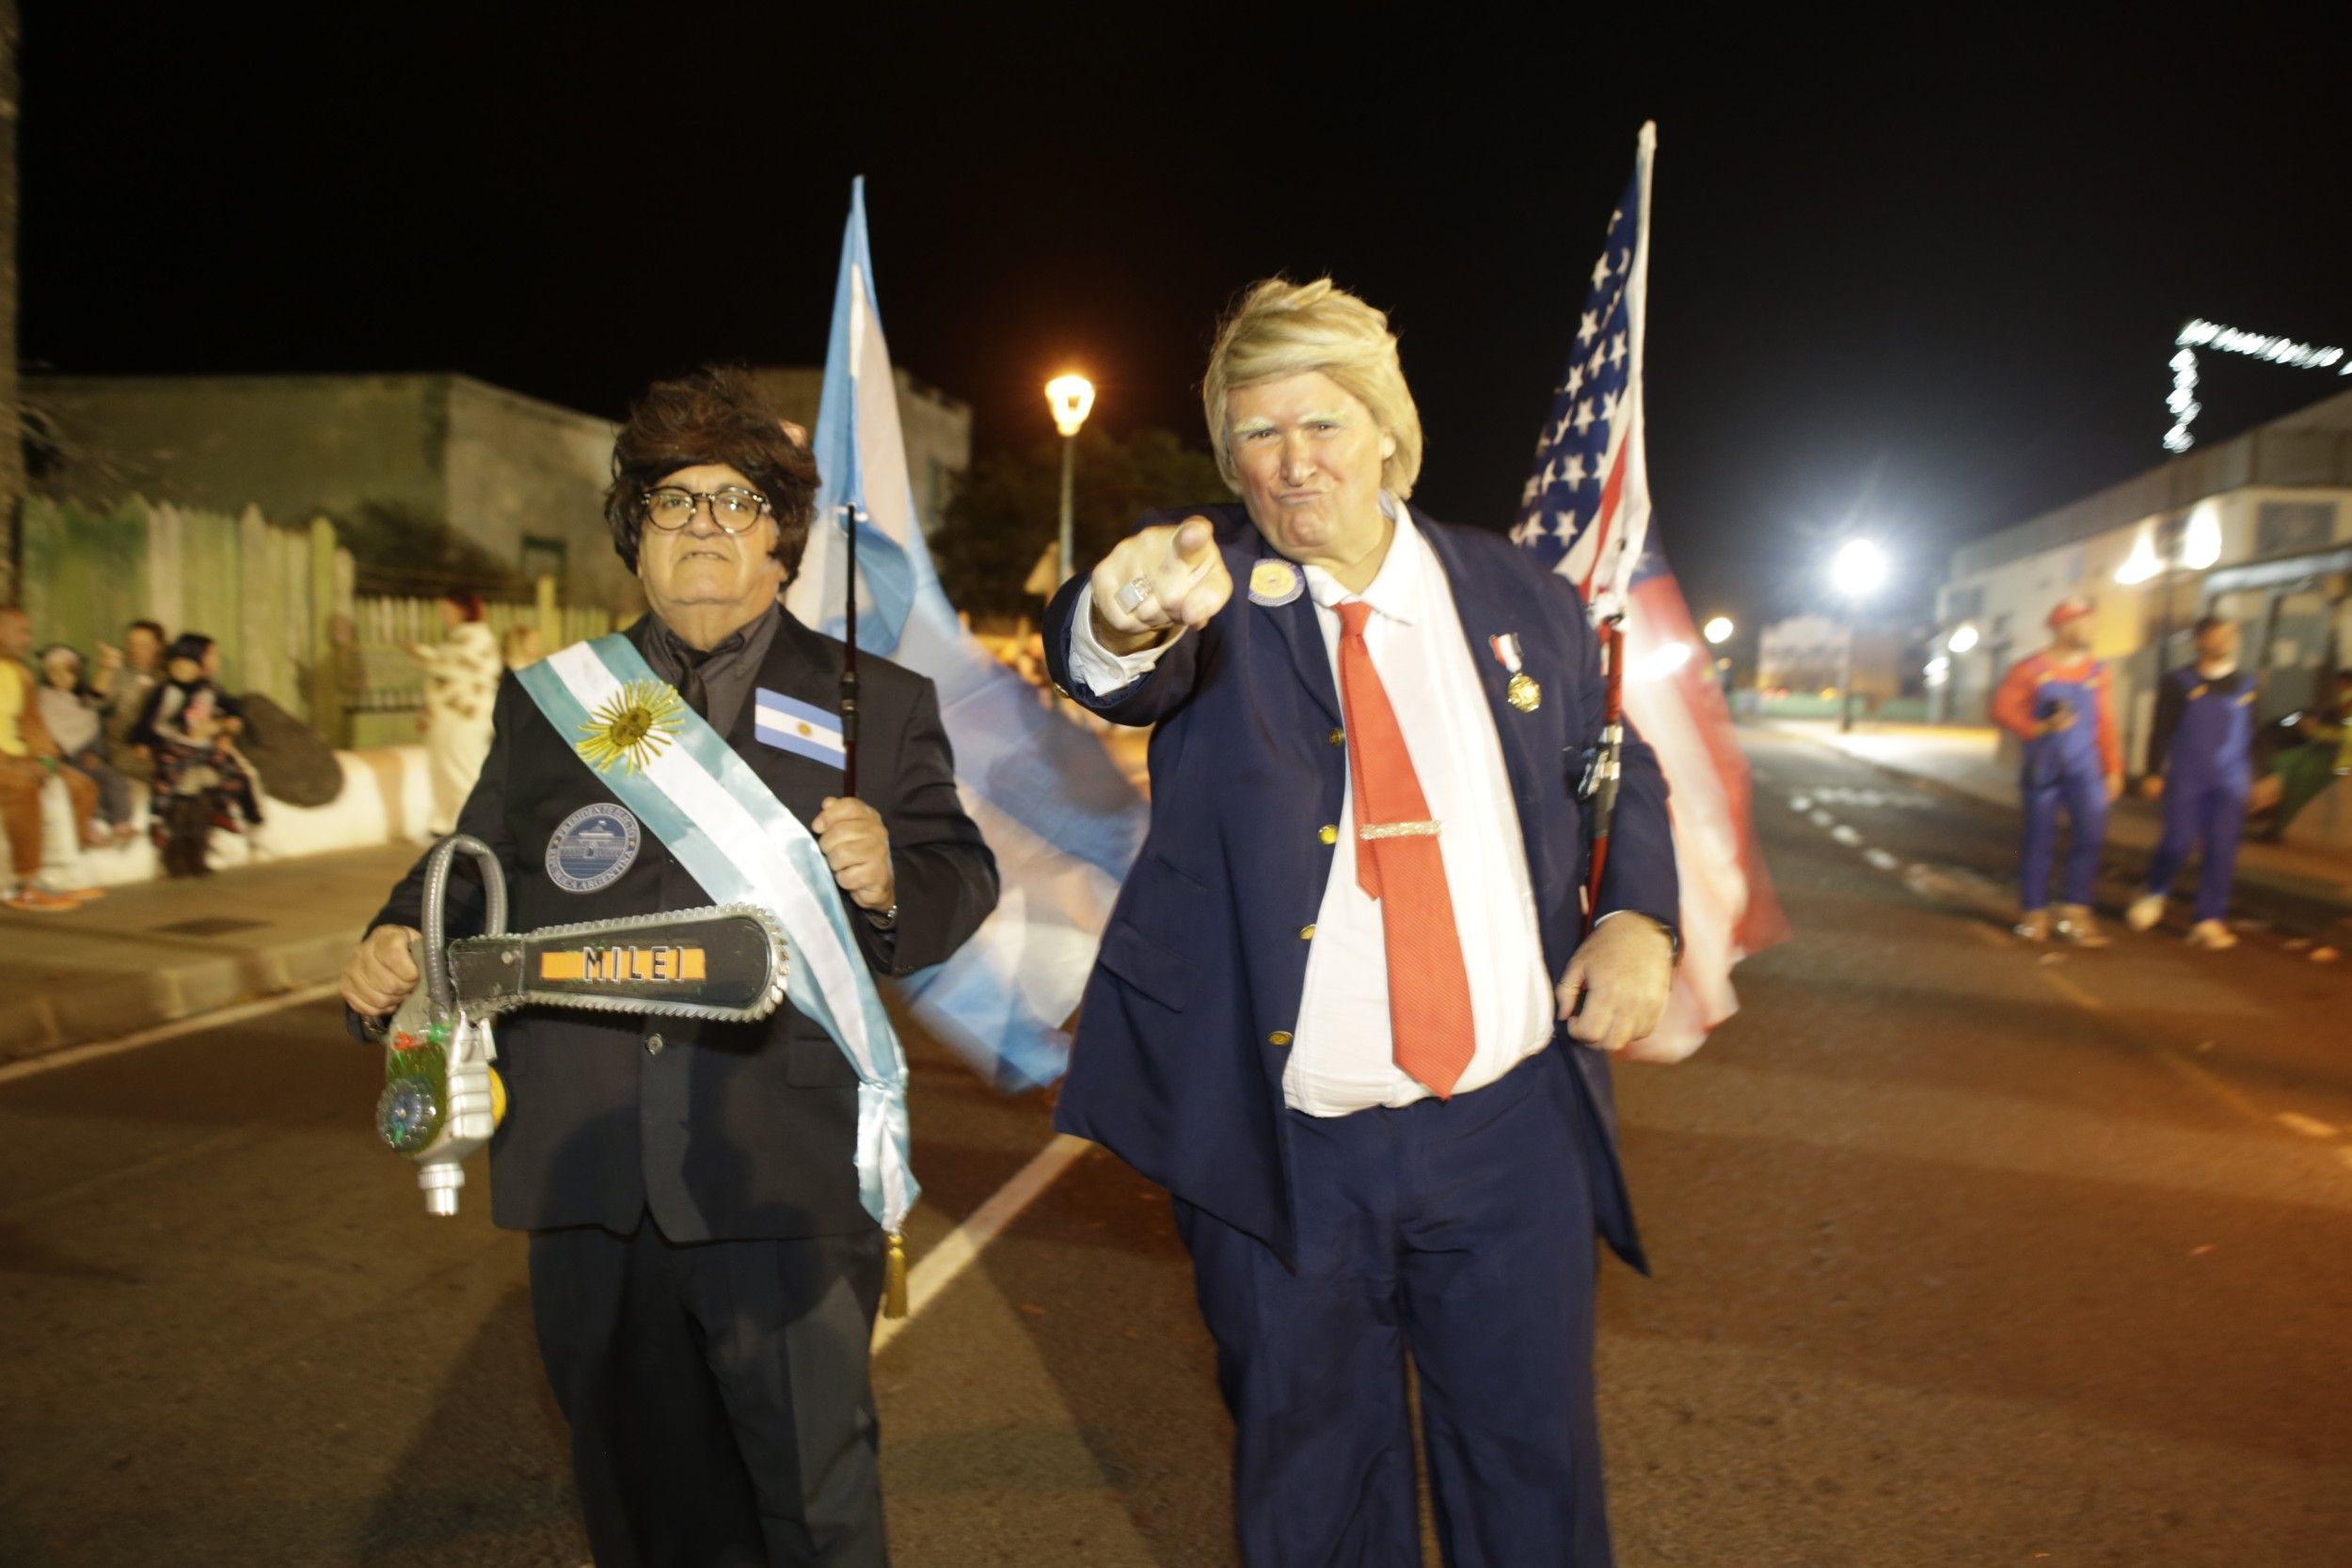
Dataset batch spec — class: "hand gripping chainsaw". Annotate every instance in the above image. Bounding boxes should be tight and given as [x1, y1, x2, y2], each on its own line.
[366, 833, 788, 1215]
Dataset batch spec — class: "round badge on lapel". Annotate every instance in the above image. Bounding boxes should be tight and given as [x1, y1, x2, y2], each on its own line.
[1248, 560, 1303, 608]
[546, 802, 642, 893]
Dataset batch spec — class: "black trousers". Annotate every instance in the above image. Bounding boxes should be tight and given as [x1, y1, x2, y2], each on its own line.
[528, 1219, 889, 1568]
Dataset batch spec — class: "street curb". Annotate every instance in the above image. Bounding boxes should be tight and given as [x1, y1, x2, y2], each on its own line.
[0, 924, 365, 1066]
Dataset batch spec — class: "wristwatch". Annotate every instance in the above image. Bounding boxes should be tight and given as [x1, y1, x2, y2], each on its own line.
[866, 901, 899, 932]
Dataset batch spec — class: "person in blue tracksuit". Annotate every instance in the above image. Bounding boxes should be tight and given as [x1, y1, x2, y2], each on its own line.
[2127, 615, 2254, 950]
[1992, 596, 2123, 943]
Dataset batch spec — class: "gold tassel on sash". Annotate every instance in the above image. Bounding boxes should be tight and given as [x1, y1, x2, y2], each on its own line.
[882, 1231, 909, 1319]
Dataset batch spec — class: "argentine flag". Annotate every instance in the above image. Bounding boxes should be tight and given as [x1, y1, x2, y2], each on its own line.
[786, 177, 1147, 1089]
[755, 689, 849, 768]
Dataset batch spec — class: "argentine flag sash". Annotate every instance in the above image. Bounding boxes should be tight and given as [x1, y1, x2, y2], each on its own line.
[516, 633, 916, 1234]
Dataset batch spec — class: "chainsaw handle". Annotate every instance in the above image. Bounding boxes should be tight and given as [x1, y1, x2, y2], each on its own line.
[421, 833, 508, 1015]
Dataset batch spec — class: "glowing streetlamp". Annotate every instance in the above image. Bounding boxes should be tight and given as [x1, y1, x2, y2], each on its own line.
[1947, 623, 1979, 655]
[1829, 538, 1888, 732]
[1046, 373, 1097, 581]
[1703, 616, 1735, 646]
[1830, 538, 1890, 600]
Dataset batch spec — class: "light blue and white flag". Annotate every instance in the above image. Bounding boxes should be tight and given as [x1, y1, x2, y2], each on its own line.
[754, 687, 849, 768]
[786, 177, 1147, 1089]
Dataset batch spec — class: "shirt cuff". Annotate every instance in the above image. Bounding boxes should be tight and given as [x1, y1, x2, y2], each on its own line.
[1066, 585, 1182, 695]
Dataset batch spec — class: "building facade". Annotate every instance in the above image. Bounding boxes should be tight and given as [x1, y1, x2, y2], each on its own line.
[27, 372, 641, 614]
[1933, 387, 2352, 842]
[1759, 614, 1849, 695]
[749, 366, 972, 538]
[28, 365, 975, 618]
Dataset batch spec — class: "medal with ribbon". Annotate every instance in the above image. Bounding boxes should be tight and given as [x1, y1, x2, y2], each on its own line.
[1490, 633, 1542, 712]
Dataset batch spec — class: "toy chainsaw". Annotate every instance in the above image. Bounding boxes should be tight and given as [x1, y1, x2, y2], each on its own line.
[366, 833, 788, 1215]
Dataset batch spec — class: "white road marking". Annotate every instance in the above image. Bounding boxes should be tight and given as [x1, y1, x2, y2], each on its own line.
[2152, 1048, 2276, 1129]
[1789, 796, 1812, 813]
[7, 983, 1114, 1333]
[1800, 785, 1936, 812]
[1830, 824, 1863, 847]
[0, 981, 342, 1085]
[1864, 848, 1901, 871]
[873, 1132, 1095, 1353]
[1809, 810, 1836, 829]
[2024, 964, 2350, 1156]
[2035, 966, 2108, 1013]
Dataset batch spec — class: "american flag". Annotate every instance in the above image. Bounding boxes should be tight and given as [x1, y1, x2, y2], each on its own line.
[1516, 123, 1788, 1061]
[1513, 124, 1655, 620]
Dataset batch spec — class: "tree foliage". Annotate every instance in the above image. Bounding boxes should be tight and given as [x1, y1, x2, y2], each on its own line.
[930, 427, 1229, 620]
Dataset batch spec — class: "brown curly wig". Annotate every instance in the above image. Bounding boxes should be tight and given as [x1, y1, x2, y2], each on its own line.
[603, 366, 821, 582]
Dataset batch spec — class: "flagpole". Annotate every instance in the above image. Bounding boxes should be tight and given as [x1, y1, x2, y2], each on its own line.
[1584, 615, 1626, 931]
[839, 502, 860, 798]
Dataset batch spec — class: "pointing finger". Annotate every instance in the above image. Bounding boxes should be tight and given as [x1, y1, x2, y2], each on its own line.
[1174, 517, 1216, 566]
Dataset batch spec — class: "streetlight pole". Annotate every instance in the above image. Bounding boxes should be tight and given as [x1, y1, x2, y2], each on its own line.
[1045, 372, 1096, 583]
[1057, 436, 1076, 584]
[1838, 616, 1856, 733]
[1829, 539, 1889, 734]
[1703, 616, 1737, 704]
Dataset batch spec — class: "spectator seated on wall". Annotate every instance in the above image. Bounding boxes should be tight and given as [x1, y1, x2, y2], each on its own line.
[37, 643, 138, 846]
[91, 618, 167, 783]
[130, 633, 266, 878]
[0, 605, 106, 911]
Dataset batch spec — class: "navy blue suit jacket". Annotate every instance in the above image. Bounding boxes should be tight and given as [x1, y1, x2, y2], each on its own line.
[1043, 503, 1677, 1272]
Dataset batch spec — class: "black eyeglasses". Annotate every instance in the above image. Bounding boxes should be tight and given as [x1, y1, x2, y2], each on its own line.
[643, 485, 771, 533]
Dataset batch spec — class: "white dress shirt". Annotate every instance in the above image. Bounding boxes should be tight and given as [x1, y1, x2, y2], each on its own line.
[1068, 508, 1555, 1116]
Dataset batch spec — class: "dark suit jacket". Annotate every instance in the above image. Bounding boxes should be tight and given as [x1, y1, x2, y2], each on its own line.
[1042, 503, 1677, 1272]
[359, 611, 998, 1242]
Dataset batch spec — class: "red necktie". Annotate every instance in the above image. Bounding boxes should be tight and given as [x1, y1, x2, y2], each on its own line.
[1334, 600, 1475, 1098]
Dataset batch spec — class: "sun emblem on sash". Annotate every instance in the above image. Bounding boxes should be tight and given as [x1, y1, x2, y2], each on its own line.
[576, 680, 686, 775]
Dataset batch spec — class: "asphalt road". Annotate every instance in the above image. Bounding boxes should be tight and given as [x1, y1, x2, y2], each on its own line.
[4, 726, 2348, 1566]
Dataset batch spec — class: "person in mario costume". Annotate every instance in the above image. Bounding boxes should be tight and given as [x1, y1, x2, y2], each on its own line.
[1992, 594, 2122, 944]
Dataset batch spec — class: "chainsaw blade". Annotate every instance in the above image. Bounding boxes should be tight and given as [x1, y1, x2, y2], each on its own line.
[447, 903, 789, 1022]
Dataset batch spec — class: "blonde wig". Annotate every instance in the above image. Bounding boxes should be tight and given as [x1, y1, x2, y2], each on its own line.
[1201, 277, 1423, 499]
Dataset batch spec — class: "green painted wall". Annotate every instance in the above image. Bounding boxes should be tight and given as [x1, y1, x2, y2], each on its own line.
[19, 494, 151, 665]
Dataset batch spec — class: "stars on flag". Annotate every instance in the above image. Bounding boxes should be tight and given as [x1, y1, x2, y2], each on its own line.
[1514, 147, 1648, 596]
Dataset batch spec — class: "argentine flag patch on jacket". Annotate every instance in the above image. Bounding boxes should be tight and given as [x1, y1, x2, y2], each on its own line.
[755, 689, 848, 768]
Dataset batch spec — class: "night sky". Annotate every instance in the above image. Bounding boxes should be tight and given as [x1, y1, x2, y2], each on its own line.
[20, 10, 2350, 629]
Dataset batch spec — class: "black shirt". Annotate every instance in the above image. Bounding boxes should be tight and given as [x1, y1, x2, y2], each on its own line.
[636, 600, 782, 736]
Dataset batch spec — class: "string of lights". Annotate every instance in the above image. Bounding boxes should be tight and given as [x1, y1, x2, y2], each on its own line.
[2163, 317, 2351, 453]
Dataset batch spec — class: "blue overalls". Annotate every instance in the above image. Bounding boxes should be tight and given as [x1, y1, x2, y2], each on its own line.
[2143, 667, 2255, 924]
[2019, 661, 2110, 911]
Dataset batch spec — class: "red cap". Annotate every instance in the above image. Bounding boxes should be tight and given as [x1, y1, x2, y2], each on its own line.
[2047, 595, 2095, 629]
